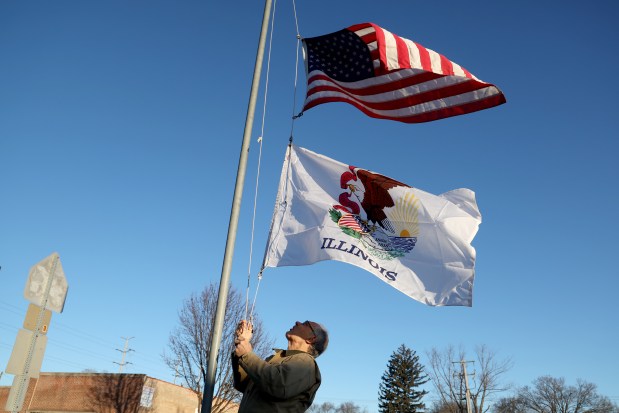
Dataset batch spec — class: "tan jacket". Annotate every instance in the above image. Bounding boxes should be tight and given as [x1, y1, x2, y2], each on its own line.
[232, 349, 321, 412]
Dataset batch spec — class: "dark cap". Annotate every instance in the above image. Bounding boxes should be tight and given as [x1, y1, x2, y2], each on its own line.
[309, 322, 329, 357]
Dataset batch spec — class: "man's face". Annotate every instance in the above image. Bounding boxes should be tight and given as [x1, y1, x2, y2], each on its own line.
[286, 321, 317, 342]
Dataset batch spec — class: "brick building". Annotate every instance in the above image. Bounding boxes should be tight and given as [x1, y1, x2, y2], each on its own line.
[0, 372, 238, 413]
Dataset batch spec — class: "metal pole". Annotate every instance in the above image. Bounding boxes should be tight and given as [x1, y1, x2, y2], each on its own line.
[201, 0, 273, 411]
[461, 360, 473, 413]
[114, 336, 134, 373]
[9, 255, 59, 413]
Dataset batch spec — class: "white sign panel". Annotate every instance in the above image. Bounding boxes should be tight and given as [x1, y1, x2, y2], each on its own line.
[24, 252, 68, 313]
[140, 386, 155, 407]
[5, 329, 48, 378]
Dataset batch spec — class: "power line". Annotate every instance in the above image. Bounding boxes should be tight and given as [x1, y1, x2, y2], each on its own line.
[45, 337, 116, 364]
[0, 303, 169, 376]
[2, 324, 171, 379]
[0, 301, 25, 316]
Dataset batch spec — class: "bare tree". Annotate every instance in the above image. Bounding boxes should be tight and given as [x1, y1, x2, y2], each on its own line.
[337, 401, 369, 413]
[308, 401, 337, 412]
[309, 401, 368, 413]
[492, 396, 524, 413]
[162, 283, 274, 413]
[89, 373, 146, 413]
[512, 376, 618, 413]
[428, 400, 462, 413]
[427, 345, 513, 413]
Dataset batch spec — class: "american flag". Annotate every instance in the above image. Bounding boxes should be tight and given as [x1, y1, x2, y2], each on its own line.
[302, 22, 506, 123]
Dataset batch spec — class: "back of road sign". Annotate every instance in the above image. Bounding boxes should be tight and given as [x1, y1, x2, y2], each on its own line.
[23, 252, 68, 313]
[24, 303, 52, 334]
[5, 329, 48, 378]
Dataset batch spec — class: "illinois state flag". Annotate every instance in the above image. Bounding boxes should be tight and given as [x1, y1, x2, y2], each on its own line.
[302, 22, 505, 123]
[263, 145, 482, 306]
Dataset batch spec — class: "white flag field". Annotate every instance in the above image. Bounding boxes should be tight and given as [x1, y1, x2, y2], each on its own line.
[262, 145, 482, 306]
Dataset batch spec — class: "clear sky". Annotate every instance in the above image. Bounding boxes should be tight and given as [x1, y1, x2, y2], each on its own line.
[1, 1, 618, 412]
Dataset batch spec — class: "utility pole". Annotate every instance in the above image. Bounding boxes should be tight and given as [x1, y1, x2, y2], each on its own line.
[173, 358, 180, 385]
[460, 360, 474, 413]
[453, 360, 474, 413]
[114, 336, 134, 373]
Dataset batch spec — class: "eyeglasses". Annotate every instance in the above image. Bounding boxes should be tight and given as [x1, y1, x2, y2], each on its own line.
[303, 321, 317, 338]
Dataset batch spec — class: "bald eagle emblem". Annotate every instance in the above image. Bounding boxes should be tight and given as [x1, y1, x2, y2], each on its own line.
[329, 165, 419, 260]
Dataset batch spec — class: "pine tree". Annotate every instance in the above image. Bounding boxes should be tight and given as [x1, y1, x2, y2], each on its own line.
[378, 344, 429, 413]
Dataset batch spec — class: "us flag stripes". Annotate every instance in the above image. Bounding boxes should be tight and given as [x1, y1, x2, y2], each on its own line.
[302, 22, 506, 123]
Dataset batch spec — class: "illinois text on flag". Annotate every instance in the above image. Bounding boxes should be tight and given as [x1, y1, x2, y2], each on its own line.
[262, 145, 482, 307]
[302, 22, 506, 123]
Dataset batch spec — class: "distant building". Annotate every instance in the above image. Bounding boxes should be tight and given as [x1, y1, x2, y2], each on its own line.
[0, 372, 238, 413]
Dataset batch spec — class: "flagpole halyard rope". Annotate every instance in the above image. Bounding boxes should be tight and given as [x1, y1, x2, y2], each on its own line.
[288, 0, 302, 143]
[249, 269, 263, 324]
[251, 143, 294, 321]
[291, 0, 300, 36]
[245, 0, 278, 321]
[248, 0, 303, 321]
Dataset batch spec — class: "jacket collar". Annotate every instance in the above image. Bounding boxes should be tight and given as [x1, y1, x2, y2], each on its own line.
[273, 348, 313, 357]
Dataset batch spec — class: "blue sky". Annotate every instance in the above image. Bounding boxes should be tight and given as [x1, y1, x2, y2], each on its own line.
[1, 1, 618, 412]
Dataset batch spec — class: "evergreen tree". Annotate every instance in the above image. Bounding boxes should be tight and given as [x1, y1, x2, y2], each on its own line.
[378, 344, 429, 413]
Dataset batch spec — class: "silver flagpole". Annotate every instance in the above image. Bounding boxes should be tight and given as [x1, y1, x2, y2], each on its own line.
[201, 0, 273, 412]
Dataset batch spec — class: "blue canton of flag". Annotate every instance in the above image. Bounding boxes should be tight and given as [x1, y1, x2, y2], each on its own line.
[305, 29, 374, 82]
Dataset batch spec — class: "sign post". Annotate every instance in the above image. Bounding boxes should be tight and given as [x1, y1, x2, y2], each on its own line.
[4, 252, 69, 413]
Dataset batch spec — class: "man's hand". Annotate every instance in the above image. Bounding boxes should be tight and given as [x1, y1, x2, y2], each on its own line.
[234, 335, 253, 357]
[234, 320, 253, 357]
[236, 320, 253, 342]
